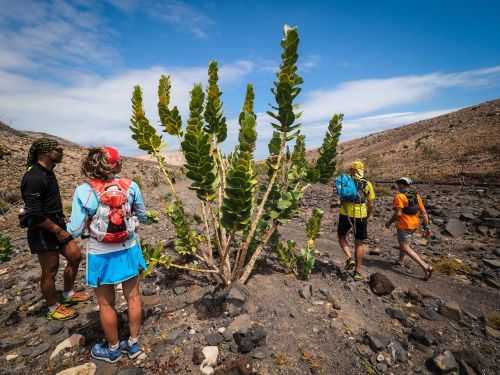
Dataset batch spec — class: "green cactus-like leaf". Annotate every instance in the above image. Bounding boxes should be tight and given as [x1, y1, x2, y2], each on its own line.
[306, 208, 324, 241]
[267, 25, 303, 137]
[222, 111, 257, 231]
[158, 75, 183, 137]
[130, 86, 162, 154]
[316, 114, 343, 183]
[238, 85, 257, 154]
[165, 201, 199, 255]
[181, 84, 219, 201]
[276, 239, 297, 273]
[204, 61, 227, 143]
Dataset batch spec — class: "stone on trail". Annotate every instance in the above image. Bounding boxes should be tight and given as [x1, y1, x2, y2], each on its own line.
[483, 258, 500, 269]
[369, 273, 395, 296]
[439, 301, 463, 322]
[485, 326, 500, 339]
[50, 334, 85, 362]
[206, 332, 224, 346]
[56, 363, 96, 375]
[410, 327, 436, 346]
[299, 284, 313, 300]
[227, 314, 252, 335]
[432, 350, 458, 372]
[444, 219, 466, 237]
[200, 346, 219, 375]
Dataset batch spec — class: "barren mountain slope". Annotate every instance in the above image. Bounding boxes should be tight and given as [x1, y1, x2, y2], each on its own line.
[0, 122, 161, 227]
[308, 99, 500, 183]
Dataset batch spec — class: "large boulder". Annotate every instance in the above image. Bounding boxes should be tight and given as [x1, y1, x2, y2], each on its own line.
[369, 273, 395, 296]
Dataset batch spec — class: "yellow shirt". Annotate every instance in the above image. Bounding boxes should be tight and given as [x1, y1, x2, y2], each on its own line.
[339, 180, 376, 218]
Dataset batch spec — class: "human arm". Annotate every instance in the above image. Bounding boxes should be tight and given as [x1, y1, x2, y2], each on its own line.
[366, 181, 376, 218]
[66, 185, 91, 238]
[386, 207, 402, 228]
[131, 182, 148, 224]
[418, 195, 431, 235]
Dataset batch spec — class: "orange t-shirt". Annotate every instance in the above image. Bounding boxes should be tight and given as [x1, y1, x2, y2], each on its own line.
[393, 192, 425, 230]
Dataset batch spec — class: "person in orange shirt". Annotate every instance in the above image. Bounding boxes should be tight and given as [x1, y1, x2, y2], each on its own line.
[385, 177, 433, 280]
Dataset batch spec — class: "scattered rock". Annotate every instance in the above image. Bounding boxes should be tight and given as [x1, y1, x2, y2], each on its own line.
[26, 342, 51, 358]
[206, 332, 224, 346]
[385, 307, 408, 323]
[49, 334, 85, 362]
[459, 213, 476, 221]
[319, 288, 341, 309]
[439, 301, 463, 322]
[369, 273, 395, 296]
[117, 368, 144, 375]
[233, 325, 267, 353]
[56, 363, 96, 375]
[6, 353, 18, 361]
[227, 314, 252, 336]
[416, 306, 441, 321]
[365, 333, 390, 352]
[299, 284, 313, 300]
[166, 327, 186, 345]
[200, 346, 219, 375]
[432, 350, 458, 372]
[445, 219, 466, 238]
[410, 327, 436, 346]
[485, 326, 500, 339]
[47, 320, 65, 335]
[192, 347, 204, 365]
[483, 258, 500, 269]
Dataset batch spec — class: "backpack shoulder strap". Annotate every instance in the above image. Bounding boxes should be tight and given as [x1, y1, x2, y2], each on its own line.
[115, 178, 132, 193]
[87, 179, 107, 194]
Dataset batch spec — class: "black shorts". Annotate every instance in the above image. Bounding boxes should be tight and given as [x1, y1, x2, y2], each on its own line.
[27, 221, 66, 254]
[337, 214, 368, 241]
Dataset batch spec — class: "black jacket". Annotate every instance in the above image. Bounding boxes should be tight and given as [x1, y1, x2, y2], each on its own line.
[20, 163, 64, 228]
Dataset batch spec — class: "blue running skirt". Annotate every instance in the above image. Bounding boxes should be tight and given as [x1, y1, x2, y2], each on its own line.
[86, 243, 147, 288]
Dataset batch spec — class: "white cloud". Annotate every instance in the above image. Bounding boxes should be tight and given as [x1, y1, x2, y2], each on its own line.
[300, 65, 500, 124]
[0, 61, 255, 155]
[105, 0, 214, 38]
[0, 0, 116, 76]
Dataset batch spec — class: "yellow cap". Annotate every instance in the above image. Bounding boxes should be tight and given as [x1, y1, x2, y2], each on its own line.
[350, 160, 364, 171]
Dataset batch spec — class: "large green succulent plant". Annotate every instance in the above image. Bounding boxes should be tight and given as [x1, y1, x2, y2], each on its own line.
[129, 25, 341, 285]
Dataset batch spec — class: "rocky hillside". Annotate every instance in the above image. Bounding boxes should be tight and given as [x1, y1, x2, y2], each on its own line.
[308, 99, 500, 183]
[0, 121, 163, 232]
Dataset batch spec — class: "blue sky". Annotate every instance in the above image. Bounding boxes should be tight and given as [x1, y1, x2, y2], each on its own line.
[0, 0, 499, 159]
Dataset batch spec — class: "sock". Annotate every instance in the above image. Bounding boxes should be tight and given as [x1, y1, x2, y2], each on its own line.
[48, 304, 59, 312]
[109, 342, 120, 351]
[128, 336, 139, 346]
[63, 290, 75, 299]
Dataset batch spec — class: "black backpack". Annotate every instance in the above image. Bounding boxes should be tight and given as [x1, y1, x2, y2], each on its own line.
[353, 178, 368, 204]
[402, 190, 420, 215]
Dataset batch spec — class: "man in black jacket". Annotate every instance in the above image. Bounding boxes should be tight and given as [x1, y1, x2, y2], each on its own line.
[21, 138, 89, 320]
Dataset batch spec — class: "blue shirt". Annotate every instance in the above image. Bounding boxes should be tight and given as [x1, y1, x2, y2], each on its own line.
[67, 179, 147, 239]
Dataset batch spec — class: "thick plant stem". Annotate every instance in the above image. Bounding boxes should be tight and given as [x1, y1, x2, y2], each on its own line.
[152, 149, 178, 201]
[208, 204, 223, 253]
[200, 202, 214, 264]
[220, 233, 233, 283]
[170, 263, 219, 274]
[233, 145, 285, 279]
[239, 224, 277, 283]
[215, 148, 228, 250]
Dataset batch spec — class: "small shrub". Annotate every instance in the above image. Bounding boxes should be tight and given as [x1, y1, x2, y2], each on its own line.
[276, 208, 324, 279]
[432, 256, 471, 276]
[0, 233, 13, 262]
[421, 144, 440, 160]
[145, 209, 160, 224]
[0, 199, 9, 215]
[486, 311, 500, 330]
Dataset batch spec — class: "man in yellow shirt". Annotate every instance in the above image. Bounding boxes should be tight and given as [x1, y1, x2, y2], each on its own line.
[337, 160, 376, 281]
[385, 177, 433, 280]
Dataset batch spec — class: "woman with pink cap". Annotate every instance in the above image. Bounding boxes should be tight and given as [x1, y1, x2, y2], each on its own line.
[67, 147, 147, 362]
